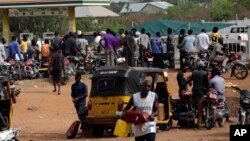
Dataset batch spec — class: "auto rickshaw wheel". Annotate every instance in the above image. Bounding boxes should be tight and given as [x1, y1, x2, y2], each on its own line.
[159, 118, 173, 131]
[93, 125, 104, 137]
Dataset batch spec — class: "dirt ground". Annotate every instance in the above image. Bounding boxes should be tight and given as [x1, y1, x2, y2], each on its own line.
[11, 69, 250, 141]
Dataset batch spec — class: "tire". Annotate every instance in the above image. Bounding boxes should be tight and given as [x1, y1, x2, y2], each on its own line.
[238, 113, 245, 125]
[232, 63, 248, 79]
[218, 117, 226, 127]
[204, 108, 216, 130]
[93, 126, 104, 137]
[224, 101, 230, 121]
[28, 68, 37, 79]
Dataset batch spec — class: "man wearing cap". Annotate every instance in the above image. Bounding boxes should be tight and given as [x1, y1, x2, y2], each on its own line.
[188, 60, 209, 128]
[99, 28, 115, 66]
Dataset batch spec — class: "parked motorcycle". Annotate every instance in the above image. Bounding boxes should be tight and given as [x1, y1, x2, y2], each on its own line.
[9, 78, 21, 104]
[39, 57, 51, 78]
[115, 48, 126, 66]
[90, 53, 105, 73]
[232, 86, 250, 125]
[22, 59, 40, 79]
[64, 56, 76, 76]
[183, 52, 196, 71]
[6, 59, 21, 81]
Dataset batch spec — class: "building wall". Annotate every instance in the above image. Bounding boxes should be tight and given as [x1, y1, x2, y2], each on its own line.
[141, 5, 162, 14]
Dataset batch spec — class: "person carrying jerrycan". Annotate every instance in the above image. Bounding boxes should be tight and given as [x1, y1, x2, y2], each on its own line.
[123, 80, 159, 141]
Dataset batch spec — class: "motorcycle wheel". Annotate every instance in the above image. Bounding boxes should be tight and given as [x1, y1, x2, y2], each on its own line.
[28, 68, 37, 79]
[224, 101, 231, 121]
[204, 107, 216, 130]
[13, 74, 19, 81]
[238, 113, 245, 125]
[232, 63, 248, 79]
[217, 117, 226, 127]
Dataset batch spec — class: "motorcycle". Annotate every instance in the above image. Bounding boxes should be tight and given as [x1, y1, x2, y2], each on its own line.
[203, 88, 230, 129]
[9, 78, 21, 104]
[22, 59, 40, 79]
[209, 51, 248, 79]
[170, 91, 196, 128]
[39, 57, 51, 78]
[144, 51, 154, 67]
[90, 53, 105, 73]
[6, 59, 21, 81]
[171, 89, 230, 129]
[64, 56, 76, 77]
[183, 52, 196, 71]
[232, 86, 250, 125]
[115, 48, 126, 66]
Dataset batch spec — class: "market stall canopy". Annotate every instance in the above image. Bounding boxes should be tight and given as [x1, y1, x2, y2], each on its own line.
[0, 0, 110, 8]
[75, 6, 119, 18]
[129, 19, 233, 37]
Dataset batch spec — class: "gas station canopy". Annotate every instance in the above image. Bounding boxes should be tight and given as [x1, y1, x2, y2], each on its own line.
[0, 0, 110, 8]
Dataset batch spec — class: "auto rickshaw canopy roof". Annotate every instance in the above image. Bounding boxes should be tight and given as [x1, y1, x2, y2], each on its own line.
[92, 66, 166, 78]
[90, 66, 168, 97]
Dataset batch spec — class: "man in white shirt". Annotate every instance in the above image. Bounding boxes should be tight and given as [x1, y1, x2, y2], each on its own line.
[77, 32, 88, 56]
[139, 28, 151, 67]
[0, 38, 7, 64]
[180, 29, 196, 53]
[123, 80, 158, 141]
[196, 29, 210, 51]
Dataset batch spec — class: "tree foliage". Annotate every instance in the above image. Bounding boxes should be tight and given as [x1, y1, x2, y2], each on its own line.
[210, 0, 235, 21]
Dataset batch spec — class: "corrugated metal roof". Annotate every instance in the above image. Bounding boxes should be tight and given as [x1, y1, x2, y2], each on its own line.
[75, 6, 119, 18]
[120, 1, 173, 13]
[120, 3, 147, 13]
[149, 1, 173, 10]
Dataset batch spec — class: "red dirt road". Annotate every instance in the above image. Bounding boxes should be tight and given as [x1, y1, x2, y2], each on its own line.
[12, 70, 249, 141]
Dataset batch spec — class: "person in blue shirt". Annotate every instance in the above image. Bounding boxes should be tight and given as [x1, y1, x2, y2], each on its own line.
[8, 36, 22, 60]
[71, 73, 88, 128]
[150, 32, 164, 68]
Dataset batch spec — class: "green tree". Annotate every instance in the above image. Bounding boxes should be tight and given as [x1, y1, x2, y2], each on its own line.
[211, 0, 235, 21]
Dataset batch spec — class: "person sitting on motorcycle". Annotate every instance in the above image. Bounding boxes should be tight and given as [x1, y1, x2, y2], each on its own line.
[209, 68, 225, 101]
[187, 60, 209, 128]
[41, 39, 52, 62]
[209, 37, 229, 73]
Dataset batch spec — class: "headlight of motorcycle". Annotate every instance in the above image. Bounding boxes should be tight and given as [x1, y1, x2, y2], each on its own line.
[242, 98, 250, 104]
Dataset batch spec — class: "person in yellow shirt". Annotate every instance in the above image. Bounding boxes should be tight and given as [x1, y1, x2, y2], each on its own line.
[211, 27, 222, 45]
[20, 35, 28, 53]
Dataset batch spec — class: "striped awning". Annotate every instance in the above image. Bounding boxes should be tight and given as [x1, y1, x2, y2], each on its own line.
[0, 0, 110, 8]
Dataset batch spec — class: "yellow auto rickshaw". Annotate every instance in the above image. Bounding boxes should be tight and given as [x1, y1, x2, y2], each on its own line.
[84, 66, 172, 137]
[0, 75, 20, 140]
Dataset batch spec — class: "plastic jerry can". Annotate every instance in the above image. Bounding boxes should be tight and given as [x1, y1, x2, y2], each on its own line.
[113, 119, 132, 137]
[158, 103, 165, 120]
